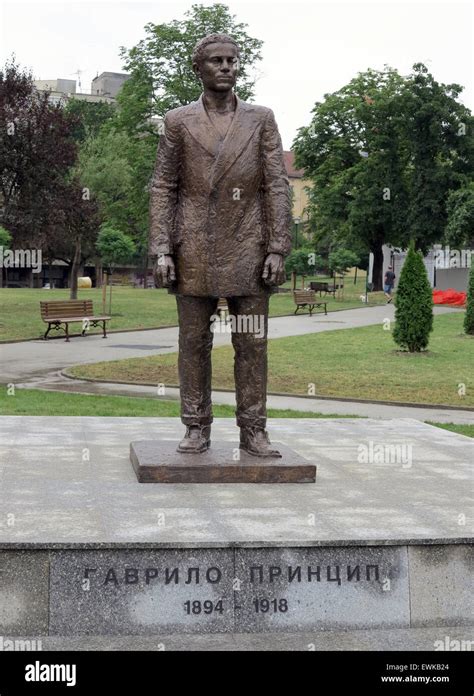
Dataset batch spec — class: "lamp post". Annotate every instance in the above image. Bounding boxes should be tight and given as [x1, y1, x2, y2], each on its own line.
[294, 216, 301, 250]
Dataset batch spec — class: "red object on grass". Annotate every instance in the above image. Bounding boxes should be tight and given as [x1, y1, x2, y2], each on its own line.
[432, 288, 467, 306]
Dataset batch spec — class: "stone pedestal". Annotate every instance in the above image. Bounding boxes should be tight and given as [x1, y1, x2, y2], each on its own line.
[0, 417, 472, 641]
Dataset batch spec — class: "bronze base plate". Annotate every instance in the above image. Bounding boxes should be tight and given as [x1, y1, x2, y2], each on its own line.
[130, 441, 316, 484]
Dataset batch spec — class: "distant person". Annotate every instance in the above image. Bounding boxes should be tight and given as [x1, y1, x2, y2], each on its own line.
[384, 266, 396, 303]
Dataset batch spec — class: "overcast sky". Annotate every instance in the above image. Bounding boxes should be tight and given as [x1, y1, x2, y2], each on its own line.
[1, 0, 472, 149]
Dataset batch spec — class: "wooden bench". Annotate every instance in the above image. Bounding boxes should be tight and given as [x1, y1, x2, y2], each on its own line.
[293, 290, 327, 316]
[309, 280, 343, 298]
[40, 300, 111, 342]
[309, 281, 329, 296]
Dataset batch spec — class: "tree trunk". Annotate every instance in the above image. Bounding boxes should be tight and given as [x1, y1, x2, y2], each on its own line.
[102, 272, 108, 314]
[96, 261, 103, 288]
[108, 275, 113, 315]
[70, 237, 81, 299]
[291, 271, 296, 290]
[371, 242, 384, 291]
[48, 257, 54, 288]
[143, 252, 149, 289]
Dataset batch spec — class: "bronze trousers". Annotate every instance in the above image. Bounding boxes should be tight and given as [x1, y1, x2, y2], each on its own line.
[176, 294, 269, 429]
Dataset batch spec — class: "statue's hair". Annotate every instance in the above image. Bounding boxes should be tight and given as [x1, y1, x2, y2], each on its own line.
[192, 33, 240, 67]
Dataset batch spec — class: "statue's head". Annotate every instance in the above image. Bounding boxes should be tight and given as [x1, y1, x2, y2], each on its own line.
[192, 33, 240, 92]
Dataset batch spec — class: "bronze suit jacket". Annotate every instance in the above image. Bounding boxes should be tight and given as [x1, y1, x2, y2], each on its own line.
[149, 94, 292, 297]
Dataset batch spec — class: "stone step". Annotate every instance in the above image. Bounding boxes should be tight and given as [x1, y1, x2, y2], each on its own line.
[1, 627, 472, 652]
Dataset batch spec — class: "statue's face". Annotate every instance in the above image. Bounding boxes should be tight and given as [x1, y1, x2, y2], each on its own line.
[194, 42, 239, 91]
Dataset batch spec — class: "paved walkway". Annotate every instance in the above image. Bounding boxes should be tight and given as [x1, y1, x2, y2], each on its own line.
[26, 371, 474, 425]
[2, 304, 471, 424]
[0, 304, 459, 381]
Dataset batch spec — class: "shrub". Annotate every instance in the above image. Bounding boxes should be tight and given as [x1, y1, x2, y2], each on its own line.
[393, 242, 433, 352]
[464, 261, 474, 335]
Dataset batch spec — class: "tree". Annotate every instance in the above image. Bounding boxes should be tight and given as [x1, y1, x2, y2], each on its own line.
[76, 129, 133, 233]
[118, 3, 263, 127]
[285, 248, 323, 288]
[64, 98, 116, 143]
[65, 183, 102, 299]
[0, 225, 12, 287]
[0, 59, 79, 254]
[464, 262, 474, 335]
[293, 67, 408, 290]
[393, 243, 433, 352]
[293, 64, 474, 289]
[96, 224, 136, 272]
[401, 64, 474, 253]
[0, 225, 11, 246]
[96, 224, 136, 311]
[445, 184, 474, 248]
[328, 249, 360, 276]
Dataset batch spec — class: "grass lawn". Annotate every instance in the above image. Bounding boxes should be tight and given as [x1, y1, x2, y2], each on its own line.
[426, 422, 474, 438]
[68, 313, 472, 408]
[0, 275, 386, 342]
[0, 388, 471, 438]
[0, 387, 350, 419]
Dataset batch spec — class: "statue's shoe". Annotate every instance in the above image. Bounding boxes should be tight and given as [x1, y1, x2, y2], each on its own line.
[177, 425, 211, 454]
[239, 427, 282, 458]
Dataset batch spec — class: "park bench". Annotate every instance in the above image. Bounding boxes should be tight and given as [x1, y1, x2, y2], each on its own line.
[309, 280, 344, 297]
[293, 290, 327, 316]
[40, 300, 111, 342]
[309, 281, 329, 296]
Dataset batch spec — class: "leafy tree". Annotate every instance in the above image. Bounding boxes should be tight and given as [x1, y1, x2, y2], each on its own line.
[76, 129, 133, 232]
[293, 64, 474, 289]
[0, 59, 79, 252]
[76, 125, 154, 281]
[401, 64, 474, 253]
[0, 225, 11, 247]
[285, 248, 323, 276]
[328, 249, 360, 276]
[40, 179, 102, 298]
[64, 98, 116, 143]
[393, 242, 433, 352]
[445, 183, 474, 248]
[96, 224, 136, 311]
[96, 224, 136, 271]
[464, 262, 474, 335]
[118, 2, 263, 127]
[293, 67, 408, 290]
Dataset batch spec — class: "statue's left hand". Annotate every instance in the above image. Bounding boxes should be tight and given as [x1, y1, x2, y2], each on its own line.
[262, 253, 286, 286]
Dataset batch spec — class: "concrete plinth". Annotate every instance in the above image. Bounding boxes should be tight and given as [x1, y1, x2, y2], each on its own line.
[0, 417, 472, 639]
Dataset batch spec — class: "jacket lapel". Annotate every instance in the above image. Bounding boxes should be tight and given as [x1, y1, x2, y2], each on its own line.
[210, 95, 256, 187]
[182, 94, 257, 187]
[181, 95, 219, 157]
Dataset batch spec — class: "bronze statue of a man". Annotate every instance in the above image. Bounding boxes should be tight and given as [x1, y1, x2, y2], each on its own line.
[149, 33, 291, 457]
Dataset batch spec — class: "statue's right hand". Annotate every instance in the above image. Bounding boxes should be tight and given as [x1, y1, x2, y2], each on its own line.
[153, 254, 176, 288]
